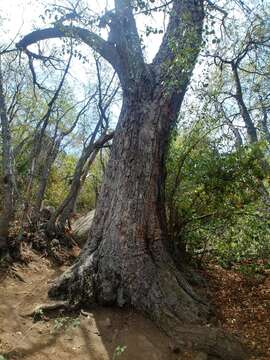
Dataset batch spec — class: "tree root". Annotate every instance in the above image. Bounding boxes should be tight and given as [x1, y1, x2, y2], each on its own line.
[47, 256, 250, 360]
[170, 325, 249, 360]
[21, 301, 73, 318]
[10, 267, 27, 283]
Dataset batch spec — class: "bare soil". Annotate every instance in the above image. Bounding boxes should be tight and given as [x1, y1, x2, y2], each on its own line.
[0, 252, 269, 360]
[0, 252, 182, 360]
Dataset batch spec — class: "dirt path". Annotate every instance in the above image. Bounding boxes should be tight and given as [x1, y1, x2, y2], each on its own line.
[0, 254, 180, 360]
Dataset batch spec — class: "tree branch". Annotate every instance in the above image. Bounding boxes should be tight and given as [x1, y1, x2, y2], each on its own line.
[16, 26, 120, 71]
[153, 0, 204, 67]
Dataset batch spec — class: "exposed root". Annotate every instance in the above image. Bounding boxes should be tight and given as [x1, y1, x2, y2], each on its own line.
[48, 253, 96, 305]
[21, 301, 72, 318]
[10, 267, 27, 283]
[47, 252, 249, 360]
[171, 325, 249, 360]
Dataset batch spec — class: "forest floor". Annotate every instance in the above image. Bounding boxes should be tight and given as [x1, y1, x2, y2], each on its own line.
[0, 249, 269, 360]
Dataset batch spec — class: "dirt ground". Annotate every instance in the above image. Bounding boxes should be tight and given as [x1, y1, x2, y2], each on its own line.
[204, 264, 270, 360]
[0, 252, 181, 360]
[0, 252, 269, 360]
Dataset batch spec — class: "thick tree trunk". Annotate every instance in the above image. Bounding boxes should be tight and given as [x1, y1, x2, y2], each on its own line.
[49, 90, 246, 359]
[50, 89, 205, 309]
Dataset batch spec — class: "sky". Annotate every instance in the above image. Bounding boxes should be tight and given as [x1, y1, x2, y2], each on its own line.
[0, 0, 164, 59]
[0, 0, 249, 150]
[0, 0, 168, 99]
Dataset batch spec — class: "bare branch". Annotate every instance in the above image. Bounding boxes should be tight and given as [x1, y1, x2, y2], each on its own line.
[16, 26, 120, 71]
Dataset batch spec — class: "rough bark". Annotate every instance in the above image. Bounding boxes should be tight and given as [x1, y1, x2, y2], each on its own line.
[19, 1, 248, 358]
[49, 94, 246, 359]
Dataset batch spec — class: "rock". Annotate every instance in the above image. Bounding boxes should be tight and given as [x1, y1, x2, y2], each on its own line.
[71, 210, 95, 246]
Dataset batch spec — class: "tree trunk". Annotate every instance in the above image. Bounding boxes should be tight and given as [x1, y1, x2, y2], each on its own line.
[46, 131, 113, 235]
[49, 89, 246, 359]
[33, 139, 61, 220]
[259, 96, 270, 145]
[0, 57, 17, 252]
[231, 63, 258, 144]
[51, 88, 205, 311]
[57, 148, 99, 228]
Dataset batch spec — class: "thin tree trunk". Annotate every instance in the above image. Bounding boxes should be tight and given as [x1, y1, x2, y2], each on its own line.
[33, 139, 61, 218]
[57, 148, 99, 228]
[23, 53, 72, 220]
[231, 63, 258, 143]
[0, 57, 17, 251]
[225, 118, 243, 149]
[259, 96, 270, 145]
[232, 64, 270, 206]
[47, 131, 113, 234]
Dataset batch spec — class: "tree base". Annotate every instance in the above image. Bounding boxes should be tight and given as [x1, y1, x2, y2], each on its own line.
[48, 250, 249, 360]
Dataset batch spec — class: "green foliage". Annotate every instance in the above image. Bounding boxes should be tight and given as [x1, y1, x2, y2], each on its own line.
[45, 154, 77, 208]
[166, 132, 270, 267]
[45, 152, 105, 213]
[33, 308, 45, 321]
[113, 345, 127, 360]
[52, 316, 81, 333]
